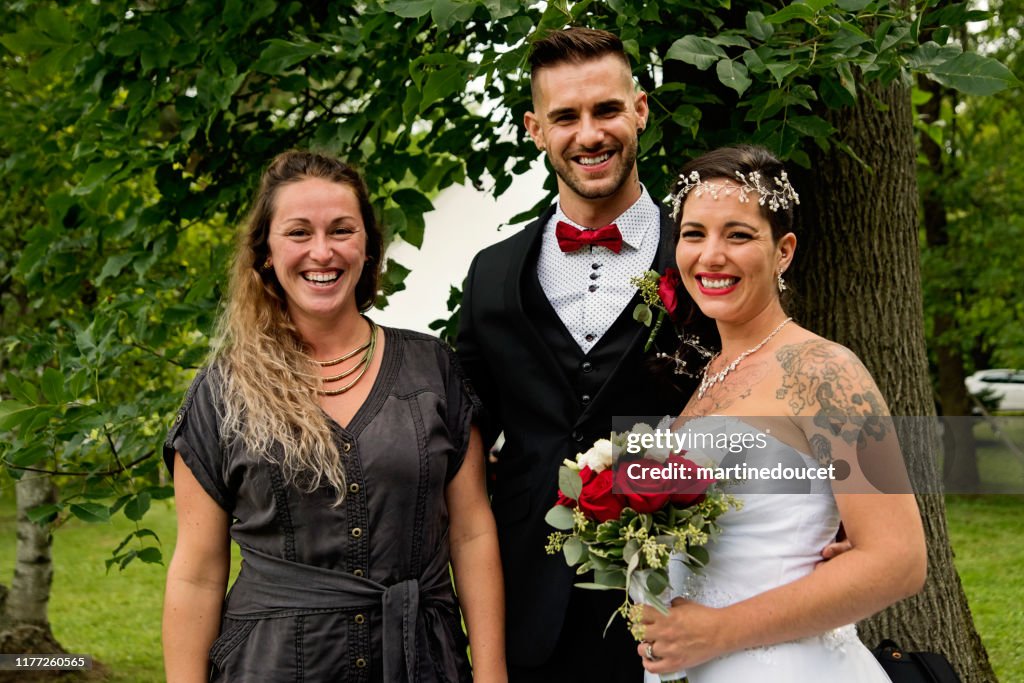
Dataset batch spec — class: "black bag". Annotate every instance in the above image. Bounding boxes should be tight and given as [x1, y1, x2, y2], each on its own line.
[873, 639, 962, 683]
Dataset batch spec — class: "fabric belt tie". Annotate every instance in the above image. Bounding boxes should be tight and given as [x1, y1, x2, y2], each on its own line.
[226, 546, 452, 683]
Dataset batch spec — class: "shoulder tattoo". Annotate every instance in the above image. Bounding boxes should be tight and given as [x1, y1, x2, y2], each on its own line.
[775, 340, 888, 447]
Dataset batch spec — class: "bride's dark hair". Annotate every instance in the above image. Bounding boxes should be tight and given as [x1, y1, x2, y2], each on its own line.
[662, 144, 798, 381]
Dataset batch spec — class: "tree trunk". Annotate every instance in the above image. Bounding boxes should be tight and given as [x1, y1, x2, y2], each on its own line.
[792, 79, 996, 681]
[0, 474, 63, 659]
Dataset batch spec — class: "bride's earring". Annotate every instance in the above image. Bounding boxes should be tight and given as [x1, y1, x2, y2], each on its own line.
[777, 269, 787, 293]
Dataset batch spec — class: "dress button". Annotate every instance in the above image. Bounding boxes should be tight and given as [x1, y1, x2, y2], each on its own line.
[354, 614, 365, 624]
[588, 284, 598, 292]
[342, 441, 352, 453]
[353, 569, 364, 577]
[581, 394, 592, 405]
[349, 482, 360, 494]
[355, 658, 367, 668]
[351, 527, 362, 538]
[581, 361, 593, 373]
[572, 431, 583, 442]
[585, 334, 595, 342]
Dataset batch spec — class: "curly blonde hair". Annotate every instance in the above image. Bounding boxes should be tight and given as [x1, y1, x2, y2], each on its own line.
[209, 150, 383, 504]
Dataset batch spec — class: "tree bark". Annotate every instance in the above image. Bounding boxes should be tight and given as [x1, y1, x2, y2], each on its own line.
[792, 79, 996, 681]
[0, 474, 64, 663]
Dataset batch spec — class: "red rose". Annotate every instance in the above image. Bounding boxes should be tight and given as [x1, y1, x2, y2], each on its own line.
[657, 268, 682, 319]
[577, 468, 626, 522]
[614, 458, 672, 513]
[665, 453, 713, 507]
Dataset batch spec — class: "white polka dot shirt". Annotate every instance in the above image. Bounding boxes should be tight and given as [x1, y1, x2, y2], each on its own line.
[536, 187, 661, 354]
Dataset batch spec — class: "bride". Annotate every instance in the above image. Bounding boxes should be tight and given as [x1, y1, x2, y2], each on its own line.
[637, 145, 926, 681]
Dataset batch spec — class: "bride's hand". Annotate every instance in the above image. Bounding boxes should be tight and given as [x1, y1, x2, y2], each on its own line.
[636, 597, 728, 673]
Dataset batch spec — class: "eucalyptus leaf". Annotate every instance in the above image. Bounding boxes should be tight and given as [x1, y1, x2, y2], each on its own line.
[558, 466, 583, 500]
[563, 536, 584, 565]
[545, 504, 575, 531]
[633, 303, 654, 327]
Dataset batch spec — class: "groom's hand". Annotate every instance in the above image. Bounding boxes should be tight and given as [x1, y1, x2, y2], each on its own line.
[820, 539, 853, 560]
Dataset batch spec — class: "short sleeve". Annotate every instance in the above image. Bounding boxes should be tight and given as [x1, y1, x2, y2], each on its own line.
[163, 366, 234, 511]
[441, 341, 482, 484]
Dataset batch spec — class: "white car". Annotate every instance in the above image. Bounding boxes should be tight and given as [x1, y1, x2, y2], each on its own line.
[965, 369, 1024, 411]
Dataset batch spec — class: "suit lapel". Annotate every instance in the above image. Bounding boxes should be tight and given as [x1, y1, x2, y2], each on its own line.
[506, 205, 575, 398]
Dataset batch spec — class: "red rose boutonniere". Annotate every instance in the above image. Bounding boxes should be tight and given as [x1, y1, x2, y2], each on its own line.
[631, 267, 682, 352]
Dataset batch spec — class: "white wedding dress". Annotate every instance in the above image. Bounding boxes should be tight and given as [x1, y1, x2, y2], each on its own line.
[645, 416, 891, 683]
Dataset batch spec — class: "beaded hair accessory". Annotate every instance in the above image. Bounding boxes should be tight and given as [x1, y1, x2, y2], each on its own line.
[670, 169, 800, 220]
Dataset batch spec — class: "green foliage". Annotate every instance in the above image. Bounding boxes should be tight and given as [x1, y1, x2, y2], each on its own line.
[0, 0, 1014, 566]
[918, 0, 1024, 373]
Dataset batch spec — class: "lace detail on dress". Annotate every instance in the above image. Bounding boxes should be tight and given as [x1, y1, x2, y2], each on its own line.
[677, 574, 860, 664]
[673, 573, 735, 608]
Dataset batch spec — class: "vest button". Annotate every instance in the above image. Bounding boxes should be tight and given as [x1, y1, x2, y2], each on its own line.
[351, 527, 362, 538]
[572, 431, 583, 442]
[349, 482, 360, 494]
[581, 394, 592, 405]
[353, 569, 364, 577]
[584, 334, 595, 342]
[355, 658, 367, 668]
[354, 613, 365, 624]
[581, 362, 594, 373]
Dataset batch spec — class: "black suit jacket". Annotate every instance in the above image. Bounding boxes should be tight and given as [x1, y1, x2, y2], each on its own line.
[456, 204, 687, 666]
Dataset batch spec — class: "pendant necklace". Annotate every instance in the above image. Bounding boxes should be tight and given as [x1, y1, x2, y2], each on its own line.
[697, 317, 792, 400]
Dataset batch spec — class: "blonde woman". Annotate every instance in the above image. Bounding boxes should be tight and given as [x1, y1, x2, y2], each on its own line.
[162, 151, 505, 682]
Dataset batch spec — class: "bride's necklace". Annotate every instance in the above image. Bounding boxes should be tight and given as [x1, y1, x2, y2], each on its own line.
[314, 318, 377, 396]
[697, 317, 792, 400]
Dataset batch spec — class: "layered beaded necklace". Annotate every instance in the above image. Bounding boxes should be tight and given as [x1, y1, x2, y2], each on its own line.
[697, 317, 792, 400]
[314, 318, 377, 396]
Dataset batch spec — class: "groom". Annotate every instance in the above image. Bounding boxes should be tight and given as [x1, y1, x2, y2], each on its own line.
[456, 28, 688, 681]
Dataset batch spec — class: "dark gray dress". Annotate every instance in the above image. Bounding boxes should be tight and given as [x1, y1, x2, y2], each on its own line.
[164, 327, 477, 683]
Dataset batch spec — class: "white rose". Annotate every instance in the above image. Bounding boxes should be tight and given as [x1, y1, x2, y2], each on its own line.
[646, 443, 672, 463]
[631, 422, 656, 437]
[578, 438, 615, 473]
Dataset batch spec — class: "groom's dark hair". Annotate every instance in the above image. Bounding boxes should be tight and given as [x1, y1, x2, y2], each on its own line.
[528, 28, 631, 100]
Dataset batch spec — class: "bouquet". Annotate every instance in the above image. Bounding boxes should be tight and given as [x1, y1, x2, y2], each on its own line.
[545, 424, 740, 680]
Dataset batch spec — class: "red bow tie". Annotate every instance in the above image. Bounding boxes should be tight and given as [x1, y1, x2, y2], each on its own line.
[555, 221, 623, 254]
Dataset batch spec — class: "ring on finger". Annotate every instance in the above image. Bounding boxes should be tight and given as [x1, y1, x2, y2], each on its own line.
[644, 642, 660, 661]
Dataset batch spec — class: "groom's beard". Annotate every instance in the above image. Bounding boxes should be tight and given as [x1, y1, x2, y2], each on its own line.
[548, 137, 639, 202]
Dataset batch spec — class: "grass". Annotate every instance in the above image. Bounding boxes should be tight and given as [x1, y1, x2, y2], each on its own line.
[0, 488, 174, 682]
[0, 474, 1019, 681]
[945, 495, 1024, 682]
